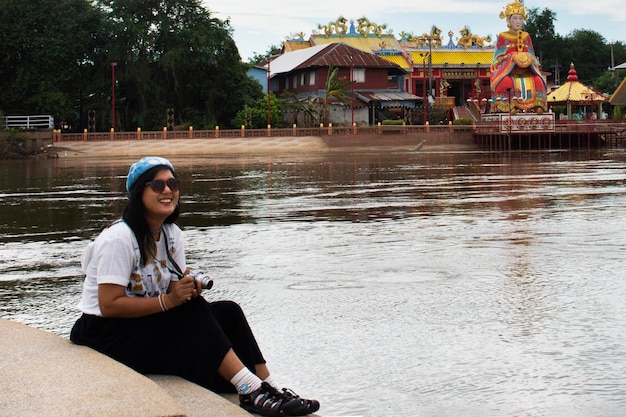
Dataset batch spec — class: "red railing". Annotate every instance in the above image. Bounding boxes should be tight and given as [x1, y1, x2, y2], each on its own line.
[474, 119, 626, 134]
[53, 123, 475, 142]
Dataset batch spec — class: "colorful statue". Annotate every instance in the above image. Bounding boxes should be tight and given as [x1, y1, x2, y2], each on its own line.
[490, 0, 547, 113]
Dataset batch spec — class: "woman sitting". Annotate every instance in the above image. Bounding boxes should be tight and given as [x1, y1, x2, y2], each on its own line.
[70, 156, 319, 417]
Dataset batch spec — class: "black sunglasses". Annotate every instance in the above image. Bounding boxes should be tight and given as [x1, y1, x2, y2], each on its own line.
[146, 178, 180, 193]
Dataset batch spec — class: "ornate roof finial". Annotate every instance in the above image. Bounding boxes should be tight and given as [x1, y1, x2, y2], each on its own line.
[499, 0, 528, 20]
[567, 62, 579, 82]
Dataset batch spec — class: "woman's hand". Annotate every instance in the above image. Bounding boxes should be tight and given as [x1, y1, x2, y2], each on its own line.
[166, 275, 198, 307]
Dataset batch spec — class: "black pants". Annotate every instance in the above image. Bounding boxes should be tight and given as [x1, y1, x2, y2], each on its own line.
[70, 297, 265, 393]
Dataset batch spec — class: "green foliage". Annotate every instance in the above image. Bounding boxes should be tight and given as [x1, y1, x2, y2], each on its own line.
[0, 0, 261, 132]
[231, 94, 282, 128]
[381, 120, 404, 125]
[525, 8, 624, 86]
[249, 44, 283, 65]
[279, 92, 321, 127]
[98, 0, 262, 130]
[0, 0, 103, 124]
[525, 8, 557, 40]
[321, 64, 353, 125]
[610, 41, 626, 70]
[525, 8, 566, 83]
[593, 72, 621, 95]
[453, 118, 474, 125]
[0, 129, 29, 159]
[563, 30, 610, 84]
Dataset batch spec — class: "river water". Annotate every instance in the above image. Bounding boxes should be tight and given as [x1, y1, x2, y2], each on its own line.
[1, 150, 626, 417]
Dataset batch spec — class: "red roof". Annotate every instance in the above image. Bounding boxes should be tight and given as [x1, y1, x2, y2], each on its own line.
[268, 43, 406, 76]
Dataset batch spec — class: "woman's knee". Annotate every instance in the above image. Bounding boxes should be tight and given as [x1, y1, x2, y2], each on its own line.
[215, 300, 245, 316]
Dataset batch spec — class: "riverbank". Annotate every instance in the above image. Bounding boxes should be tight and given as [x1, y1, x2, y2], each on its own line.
[50, 134, 476, 158]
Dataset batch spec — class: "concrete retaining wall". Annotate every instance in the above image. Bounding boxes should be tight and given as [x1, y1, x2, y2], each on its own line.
[0, 318, 252, 417]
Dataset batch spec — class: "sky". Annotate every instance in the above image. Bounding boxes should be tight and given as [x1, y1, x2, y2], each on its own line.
[202, 0, 626, 65]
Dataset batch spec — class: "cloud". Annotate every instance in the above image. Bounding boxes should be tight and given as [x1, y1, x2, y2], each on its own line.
[205, 0, 626, 59]
[527, 0, 626, 21]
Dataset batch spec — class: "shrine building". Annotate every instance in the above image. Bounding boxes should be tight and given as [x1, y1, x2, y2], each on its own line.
[282, 16, 495, 108]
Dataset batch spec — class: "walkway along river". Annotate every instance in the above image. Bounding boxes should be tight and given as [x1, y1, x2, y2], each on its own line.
[10, 119, 625, 158]
[1, 149, 626, 416]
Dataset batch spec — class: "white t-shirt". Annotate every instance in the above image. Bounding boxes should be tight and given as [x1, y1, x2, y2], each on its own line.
[78, 221, 186, 316]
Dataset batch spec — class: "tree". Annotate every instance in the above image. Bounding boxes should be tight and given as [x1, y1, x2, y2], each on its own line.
[97, 0, 262, 130]
[321, 65, 353, 125]
[231, 93, 282, 128]
[249, 44, 283, 65]
[561, 30, 610, 84]
[593, 72, 620, 95]
[0, 0, 103, 127]
[525, 8, 567, 84]
[525, 7, 557, 41]
[280, 92, 320, 127]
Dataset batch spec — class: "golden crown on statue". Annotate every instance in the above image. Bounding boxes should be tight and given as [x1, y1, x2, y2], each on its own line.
[499, 0, 528, 20]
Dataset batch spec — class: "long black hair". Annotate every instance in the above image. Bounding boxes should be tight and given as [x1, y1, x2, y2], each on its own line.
[122, 165, 181, 266]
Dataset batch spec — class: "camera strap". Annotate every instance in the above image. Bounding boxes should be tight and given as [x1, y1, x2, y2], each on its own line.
[162, 227, 184, 279]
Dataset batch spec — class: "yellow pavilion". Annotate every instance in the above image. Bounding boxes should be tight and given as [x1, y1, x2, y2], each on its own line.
[548, 63, 607, 119]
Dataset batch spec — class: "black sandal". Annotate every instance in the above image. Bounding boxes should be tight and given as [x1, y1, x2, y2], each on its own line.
[281, 387, 320, 415]
[239, 382, 301, 416]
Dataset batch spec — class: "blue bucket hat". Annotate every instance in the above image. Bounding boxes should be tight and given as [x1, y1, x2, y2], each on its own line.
[126, 156, 174, 193]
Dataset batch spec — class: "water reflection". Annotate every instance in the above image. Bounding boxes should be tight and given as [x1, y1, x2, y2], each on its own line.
[1, 150, 626, 416]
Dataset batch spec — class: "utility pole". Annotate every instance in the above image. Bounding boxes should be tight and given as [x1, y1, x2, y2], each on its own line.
[110, 62, 117, 130]
[267, 58, 271, 127]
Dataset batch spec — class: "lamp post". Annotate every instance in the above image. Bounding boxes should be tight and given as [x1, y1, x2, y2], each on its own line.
[111, 62, 117, 130]
[267, 58, 271, 127]
[418, 34, 438, 125]
[350, 61, 354, 127]
[350, 57, 355, 128]
[428, 42, 433, 103]
[420, 52, 429, 125]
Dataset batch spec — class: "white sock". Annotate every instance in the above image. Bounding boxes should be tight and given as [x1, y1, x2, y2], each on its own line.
[263, 375, 281, 391]
[230, 368, 262, 395]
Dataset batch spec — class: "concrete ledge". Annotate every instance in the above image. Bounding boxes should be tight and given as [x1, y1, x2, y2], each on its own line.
[149, 375, 252, 417]
[0, 318, 251, 417]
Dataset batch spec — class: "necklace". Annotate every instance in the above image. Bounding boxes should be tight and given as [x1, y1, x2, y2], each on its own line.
[151, 226, 162, 235]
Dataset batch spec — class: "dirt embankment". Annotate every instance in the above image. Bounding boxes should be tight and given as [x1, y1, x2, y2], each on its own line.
[51, 132, 475, 158]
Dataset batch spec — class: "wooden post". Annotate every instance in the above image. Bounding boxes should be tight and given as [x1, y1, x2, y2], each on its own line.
[137, 127, 141, 140]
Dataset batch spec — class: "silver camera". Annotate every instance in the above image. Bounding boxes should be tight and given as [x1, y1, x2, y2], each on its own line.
[190, 270, 213, 290]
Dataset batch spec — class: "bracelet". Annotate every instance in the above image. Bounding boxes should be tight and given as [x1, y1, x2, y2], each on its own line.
[157, 294, 165, 312]
[161, 294, 170, 311]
